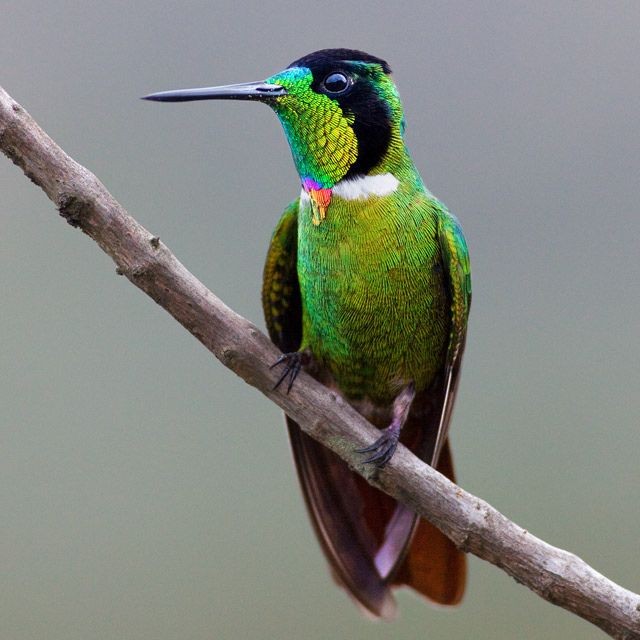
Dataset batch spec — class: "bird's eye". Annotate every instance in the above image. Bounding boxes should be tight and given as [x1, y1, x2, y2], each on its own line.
[321, 72, 351, 95]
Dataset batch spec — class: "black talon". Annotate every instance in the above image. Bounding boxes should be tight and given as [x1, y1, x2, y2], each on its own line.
[270, 351, 305, 393]
[356, 424, 401, 469]
[356, 382, 415, 469]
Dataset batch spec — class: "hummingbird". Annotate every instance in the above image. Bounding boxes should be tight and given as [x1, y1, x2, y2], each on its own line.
[144, 48, 471, 618]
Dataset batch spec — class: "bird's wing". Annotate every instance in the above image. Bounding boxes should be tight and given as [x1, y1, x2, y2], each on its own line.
[262, 200, 302, 353]
[262, 200, 397, 618]
[431, 209, 472, 467]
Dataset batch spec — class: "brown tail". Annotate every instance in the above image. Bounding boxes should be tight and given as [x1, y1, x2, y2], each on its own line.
[287, 418, 466, 617]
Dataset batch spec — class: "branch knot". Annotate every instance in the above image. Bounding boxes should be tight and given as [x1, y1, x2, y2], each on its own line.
[58, 193, 85, 228]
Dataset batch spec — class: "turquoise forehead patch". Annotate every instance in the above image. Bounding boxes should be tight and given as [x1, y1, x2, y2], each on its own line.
[266, 66, 312, 88]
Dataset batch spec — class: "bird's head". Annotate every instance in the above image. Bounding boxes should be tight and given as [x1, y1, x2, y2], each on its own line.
[144, 49, 405, 197]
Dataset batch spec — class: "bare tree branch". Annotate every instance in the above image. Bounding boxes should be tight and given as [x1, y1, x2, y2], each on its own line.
[1, 85, 639, 639]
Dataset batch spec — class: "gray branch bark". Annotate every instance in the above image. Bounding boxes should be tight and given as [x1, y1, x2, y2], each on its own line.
[1, 85, 638, 639]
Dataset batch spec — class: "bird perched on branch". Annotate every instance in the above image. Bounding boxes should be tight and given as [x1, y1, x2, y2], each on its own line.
[144, 48, 471, 618]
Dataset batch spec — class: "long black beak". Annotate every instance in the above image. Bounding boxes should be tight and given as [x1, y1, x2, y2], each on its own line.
[142, 81, 286, 102]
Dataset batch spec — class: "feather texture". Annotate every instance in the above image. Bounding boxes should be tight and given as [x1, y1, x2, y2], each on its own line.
[262, 185, 469, 616]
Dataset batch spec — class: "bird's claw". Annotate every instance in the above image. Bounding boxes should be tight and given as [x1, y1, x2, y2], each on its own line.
[356, 425, 401, 468]
[270, 351, 304, 393]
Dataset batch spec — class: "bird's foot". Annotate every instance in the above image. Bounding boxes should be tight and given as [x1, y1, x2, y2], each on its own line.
[356, 422, 402, 469]
[355, 382, 416, 469]
[270, 351, 309, 393]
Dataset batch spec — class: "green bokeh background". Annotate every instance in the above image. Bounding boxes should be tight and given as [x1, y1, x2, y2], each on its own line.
[2, 2, 639, 638]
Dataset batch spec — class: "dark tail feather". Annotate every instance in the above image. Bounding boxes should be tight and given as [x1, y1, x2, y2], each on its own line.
[287, 419, 465, 616]
[287, 418, 397, 618]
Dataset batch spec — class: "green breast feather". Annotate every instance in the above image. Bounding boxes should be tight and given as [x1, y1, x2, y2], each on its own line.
[300, 186, 449, 402]
[263, 182, 470, 406]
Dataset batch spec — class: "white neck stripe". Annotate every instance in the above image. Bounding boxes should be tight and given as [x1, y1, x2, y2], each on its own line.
[299, 173, 399, 203]
[333, 173, 399, 200]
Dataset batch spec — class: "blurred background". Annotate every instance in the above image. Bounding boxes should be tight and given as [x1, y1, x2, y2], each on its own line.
[2, 2, 639, 638]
